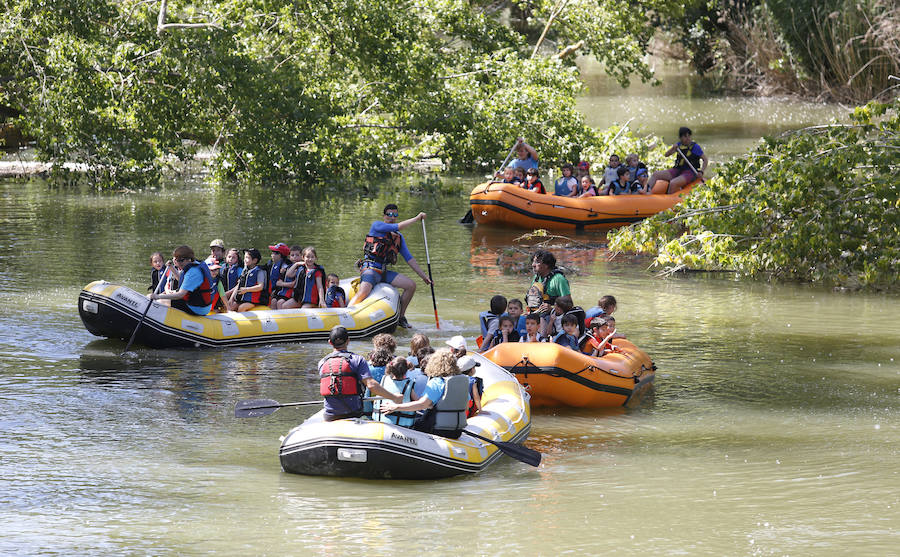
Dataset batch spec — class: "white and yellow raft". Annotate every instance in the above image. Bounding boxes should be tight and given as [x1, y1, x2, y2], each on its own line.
[77, 279, 399, 348]
[278, 353, 532, 479]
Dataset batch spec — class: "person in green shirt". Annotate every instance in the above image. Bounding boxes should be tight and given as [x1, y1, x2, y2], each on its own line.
[525, 249, 570, 316]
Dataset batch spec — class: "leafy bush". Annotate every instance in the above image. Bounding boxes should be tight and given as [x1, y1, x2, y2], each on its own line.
[608, 97, 900, 289]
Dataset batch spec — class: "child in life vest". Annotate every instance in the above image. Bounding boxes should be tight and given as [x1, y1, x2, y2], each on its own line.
[585, 316, 622, 356]
[295, 246, 327, 308]
[207, 263, 228, 313]
[498, 167, 516, 183]
[478, 294, 507, 352]
[222, 248, 243, 294]
[458, 355, 482, 418]
[488, 315, 520, 348]
[505, 298, 527, 337]
[324, 273, 347, 308]
[603, 154, 621, 187]
[374, 357, 419, 426]
[523, 167, 545, 194]
[407, 345, 433, 398]
[275, 246, 304, 309]
[578, 175, 598, 197]
[512, 167, 525, 185]
[542, 295, 574, 338]
[149, 251, 164, 293]
[266, 243, 290, 308]
[227, 248, 266, 312]
[364, 347, 394, 417]
[584, 294, 616, 329]
[519, 313, 546, 342]
[553, 313, 581, 351]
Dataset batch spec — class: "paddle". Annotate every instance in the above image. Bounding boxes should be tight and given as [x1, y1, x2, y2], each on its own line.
[421, 218, 440, 329]
[459, 139, 519, 223]
[122, 298, 153, 355]
[676, 146, 706, 185]
[464, 430, 542, 467]
[234, 397, 387, 418]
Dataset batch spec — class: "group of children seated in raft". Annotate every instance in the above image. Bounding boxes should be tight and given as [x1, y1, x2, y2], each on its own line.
[475, 294, 625, 358]
[494, 127, 707, 197]
[497, 154, 653, 197]
[362, 332, 484, 427]
[149, 240, 348, 314]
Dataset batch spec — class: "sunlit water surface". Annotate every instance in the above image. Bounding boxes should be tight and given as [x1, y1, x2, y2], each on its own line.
[1, 80, 896, 556]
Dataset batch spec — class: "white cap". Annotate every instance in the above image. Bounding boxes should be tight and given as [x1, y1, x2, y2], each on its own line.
[446, 335, 467, 350]
[457, 355, 480, 372]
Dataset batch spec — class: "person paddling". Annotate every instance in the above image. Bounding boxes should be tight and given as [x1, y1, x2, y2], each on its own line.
[348, 204, 433, 329]
[150, 245, 216, 316]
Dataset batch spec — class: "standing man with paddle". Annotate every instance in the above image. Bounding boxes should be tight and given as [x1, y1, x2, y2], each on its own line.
[319, 326, 402, 422]
[349, 204, 432, 329]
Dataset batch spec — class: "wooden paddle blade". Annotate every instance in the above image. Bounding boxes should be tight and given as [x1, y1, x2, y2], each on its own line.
[234, 398, 281, 418]
[459, 210, 474, 224]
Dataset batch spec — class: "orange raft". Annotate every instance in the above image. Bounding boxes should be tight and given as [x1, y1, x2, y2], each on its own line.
[482, 340, 656, 408]
[468, 180, 696, 230]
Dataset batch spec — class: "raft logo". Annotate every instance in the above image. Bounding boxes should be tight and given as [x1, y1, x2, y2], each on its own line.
[113, 290, 141, 310]
[390, 432, 417, 446]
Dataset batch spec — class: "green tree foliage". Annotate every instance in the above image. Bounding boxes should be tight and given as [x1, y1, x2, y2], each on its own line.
[608, 97, 900, 290]
[0, 0, 682, 186]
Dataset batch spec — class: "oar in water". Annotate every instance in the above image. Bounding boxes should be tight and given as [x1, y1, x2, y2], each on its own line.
[460, 140, 519, 223]
[421, 218, 440, 329]
[464, 430, 542, 467]
[234, 397, 387, 418]
[121, 299, 153, 355]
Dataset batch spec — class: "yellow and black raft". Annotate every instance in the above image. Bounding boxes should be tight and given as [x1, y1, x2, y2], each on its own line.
[468, 180, 696, 230]
[77, 279, 399, 348]
[483, 340, 655, 408]
[278, 353, 532, 479]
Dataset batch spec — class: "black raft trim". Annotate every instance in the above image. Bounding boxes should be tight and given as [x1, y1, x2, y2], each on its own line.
[470, 198, 648, 227]
[506, 365, 634, 398]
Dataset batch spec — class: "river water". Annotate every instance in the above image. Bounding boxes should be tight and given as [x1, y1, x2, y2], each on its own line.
[2, 85, 897, 555]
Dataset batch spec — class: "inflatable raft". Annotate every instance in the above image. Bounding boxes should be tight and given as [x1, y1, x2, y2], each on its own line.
[77, 279, 399, 348]
[278, 353, 532, 479]
[483, 340, 655, 408]
[468, 180, 696, 230]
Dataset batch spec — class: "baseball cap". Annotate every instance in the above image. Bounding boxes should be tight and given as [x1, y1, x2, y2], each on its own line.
[578, 160, 590, 170]
[209, 239, 225, 249]
[457, 355, 480, 372]
[268, 242, 290, 256]
[446, 335, 467, 350]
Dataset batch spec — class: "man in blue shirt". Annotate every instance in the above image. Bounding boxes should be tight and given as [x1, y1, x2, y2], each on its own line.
[318, 327, 402, 421]
[150, 245, 214, 315]
[348, 204, 433, 328]
[507, 137, 539, 171]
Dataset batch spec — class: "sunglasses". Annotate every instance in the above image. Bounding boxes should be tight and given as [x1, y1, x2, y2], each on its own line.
[385, 212, 399, 217]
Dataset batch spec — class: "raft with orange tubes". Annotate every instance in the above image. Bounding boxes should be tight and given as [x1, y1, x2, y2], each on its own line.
[482, 339, 656, 408]
[468, 180, 697, 230]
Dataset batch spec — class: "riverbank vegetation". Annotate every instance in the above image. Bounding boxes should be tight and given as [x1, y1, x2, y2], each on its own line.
[608, 97, 899, 290]
[667, 0, 899, 102]
[1, 0, 694, 187]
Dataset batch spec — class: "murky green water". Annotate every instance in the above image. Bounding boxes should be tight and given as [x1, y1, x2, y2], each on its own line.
[1, 79, 896, 555]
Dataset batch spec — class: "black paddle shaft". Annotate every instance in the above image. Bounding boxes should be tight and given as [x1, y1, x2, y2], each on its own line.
[464, 430, 542, 467]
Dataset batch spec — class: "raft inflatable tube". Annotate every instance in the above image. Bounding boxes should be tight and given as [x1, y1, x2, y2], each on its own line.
[77, 279, 399, 348]
[468, 180, 696, 230]
[278, 353, 531, 479]
[483, 340, 655, 408]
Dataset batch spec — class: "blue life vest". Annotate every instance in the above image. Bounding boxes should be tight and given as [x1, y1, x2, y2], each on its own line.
[376, 376, 416, 427]
[268, 259, 289, 298]
[240, 266, 267, 304]
[479, 311, 499, 338]
[224, 264, 243, 291]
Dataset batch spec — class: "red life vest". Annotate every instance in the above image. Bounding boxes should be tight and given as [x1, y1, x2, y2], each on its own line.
[319, 353, 361, 397]
[363, 232, 402, 266]
[182, 261, 215, 308]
